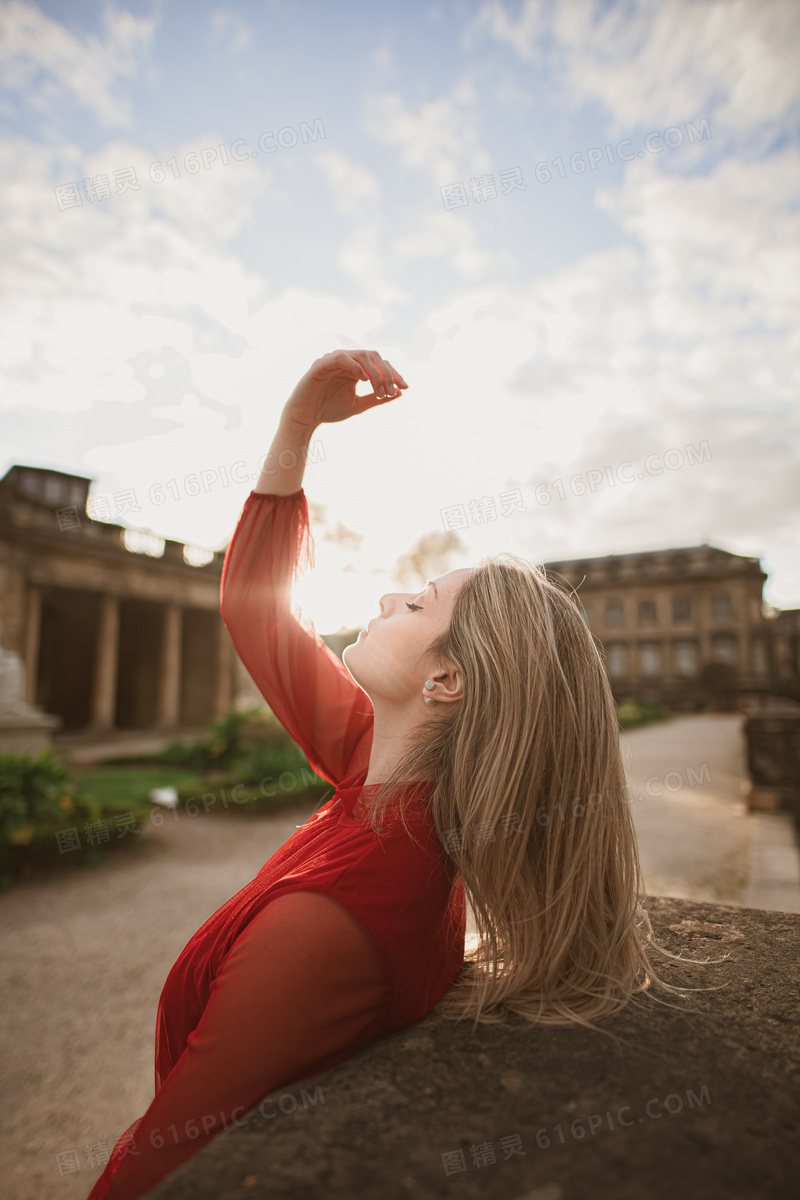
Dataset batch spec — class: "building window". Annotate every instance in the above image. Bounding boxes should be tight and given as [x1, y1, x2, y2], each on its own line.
[606, 602, 624, 628]
[639, 600, 657, 622]
[751, 640, 768, 678]
[43, 476, 65, 505]
[640, 643, 661, 676]
[607, 646, 627, 678]
[712, 636, 737, 665]
[711, 594, 732, 620]
[674, 642, 696, 676]
[20, 470, 41, 497]
[673, 597, 691, 622]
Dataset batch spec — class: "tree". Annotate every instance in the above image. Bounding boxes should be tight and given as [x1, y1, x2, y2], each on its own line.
[392, 530, 469, 592]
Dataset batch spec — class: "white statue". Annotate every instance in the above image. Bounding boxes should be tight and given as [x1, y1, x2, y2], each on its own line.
[0, 613, 38, 717]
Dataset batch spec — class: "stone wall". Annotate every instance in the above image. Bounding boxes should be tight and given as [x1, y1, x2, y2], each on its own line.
[147, 895, 799, 1199]
[744, 702, 800, 847]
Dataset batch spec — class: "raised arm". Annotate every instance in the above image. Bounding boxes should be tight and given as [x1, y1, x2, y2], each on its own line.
[220, 351, 408, 785]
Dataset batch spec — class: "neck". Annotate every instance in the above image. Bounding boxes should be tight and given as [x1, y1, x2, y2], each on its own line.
[363, 698, 430, 785]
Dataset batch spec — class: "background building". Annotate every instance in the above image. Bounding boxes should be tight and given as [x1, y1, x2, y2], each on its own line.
[0, 464, 237, 739]
[542, 543, 776, 711]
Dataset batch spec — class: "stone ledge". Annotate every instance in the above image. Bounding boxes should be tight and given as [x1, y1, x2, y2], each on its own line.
[147, 896, 799, 1200]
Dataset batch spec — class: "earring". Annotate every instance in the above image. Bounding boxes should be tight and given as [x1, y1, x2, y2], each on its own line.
[423, 679, 437, 704]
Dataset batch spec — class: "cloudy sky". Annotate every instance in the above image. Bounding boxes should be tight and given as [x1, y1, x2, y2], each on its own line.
[1, 0, 798, 631]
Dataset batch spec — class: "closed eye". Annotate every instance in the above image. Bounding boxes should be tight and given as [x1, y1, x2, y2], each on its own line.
[405, 601, 423, 611]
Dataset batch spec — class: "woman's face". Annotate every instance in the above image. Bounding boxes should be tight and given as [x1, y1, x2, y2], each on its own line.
[343, 568, 475, 705]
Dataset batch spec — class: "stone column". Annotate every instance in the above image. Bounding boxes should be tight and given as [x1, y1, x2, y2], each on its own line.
[24, 585, 42, 706]
[214, 620, 234, 719]
[90, 595, 120, 732]
[157, 604, 182, 729]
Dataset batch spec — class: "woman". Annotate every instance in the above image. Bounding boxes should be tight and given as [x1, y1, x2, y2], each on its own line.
[87, 349, 686, 1199]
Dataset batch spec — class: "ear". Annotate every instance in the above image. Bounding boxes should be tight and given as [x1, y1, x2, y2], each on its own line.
[428, 666, 464, 705]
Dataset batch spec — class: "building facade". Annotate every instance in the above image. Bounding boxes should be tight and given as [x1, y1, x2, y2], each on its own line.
[542, 542, 774, 711]
[0, 465, 241, 738]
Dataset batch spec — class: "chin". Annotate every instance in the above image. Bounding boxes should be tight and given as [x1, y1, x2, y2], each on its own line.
[342, 638, 360, 670]
[343, 635, 372, 686]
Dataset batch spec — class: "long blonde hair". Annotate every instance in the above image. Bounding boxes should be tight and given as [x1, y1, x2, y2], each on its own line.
[358, 552, 720, 1036]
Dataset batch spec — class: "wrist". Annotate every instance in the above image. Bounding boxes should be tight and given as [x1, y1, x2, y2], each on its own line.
[280, 406, 319, 436]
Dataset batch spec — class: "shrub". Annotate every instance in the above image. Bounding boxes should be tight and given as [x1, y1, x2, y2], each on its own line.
[616, 698, 672, 730]
[0, 747, 72, 846]
[150, 706, 282, 772]
[0, 747, 150, 889]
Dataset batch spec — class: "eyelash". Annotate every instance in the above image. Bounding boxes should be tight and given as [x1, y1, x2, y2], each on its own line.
[405, 601, 423, 612]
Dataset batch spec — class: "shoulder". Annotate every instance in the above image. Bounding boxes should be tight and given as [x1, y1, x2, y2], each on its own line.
[234, 890, 387, 982]
[338, 813, 451, 901]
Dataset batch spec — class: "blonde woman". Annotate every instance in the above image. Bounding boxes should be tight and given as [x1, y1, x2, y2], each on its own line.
[87, 349, 687, 1199]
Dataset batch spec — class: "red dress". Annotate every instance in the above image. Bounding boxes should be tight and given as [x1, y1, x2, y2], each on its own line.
[86, 487, 466, 1199]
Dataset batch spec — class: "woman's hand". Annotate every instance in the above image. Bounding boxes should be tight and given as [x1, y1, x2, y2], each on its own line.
[284, 350, 408, 429]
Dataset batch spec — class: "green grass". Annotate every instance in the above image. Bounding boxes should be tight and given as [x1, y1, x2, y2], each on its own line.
[70, 766, 208, 811]
[71, 761, 332, 821]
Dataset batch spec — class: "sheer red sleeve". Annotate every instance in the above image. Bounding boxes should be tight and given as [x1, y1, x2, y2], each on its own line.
[219, 488, 373, 784]
[86, 892, 391, 1200]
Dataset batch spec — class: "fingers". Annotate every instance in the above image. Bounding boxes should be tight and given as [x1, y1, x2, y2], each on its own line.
[360, 351, 393, 398]
[347, 350, 407, 399]
[336, 351, 370, 383]
[385, 360, 409, 390]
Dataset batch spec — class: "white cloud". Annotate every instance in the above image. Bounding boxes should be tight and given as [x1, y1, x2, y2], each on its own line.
[357, 83, 513, 282]
[475, 0, 800, 140]
[393, 209, 517, 280]
[2, 0, 797, 617]
[312, 149, 407, 305]
[362, 78, 493, 188]
[596, 151, 800, 347]
[0, 0, 156, 128]
[0, 131, 271, 418]
[313, 149, 382, 221]
[368, 146, 800, 605]
[208, 9, 253, 55]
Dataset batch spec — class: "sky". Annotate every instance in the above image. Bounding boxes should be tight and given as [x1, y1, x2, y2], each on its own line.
[1, 0, 799, 632]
